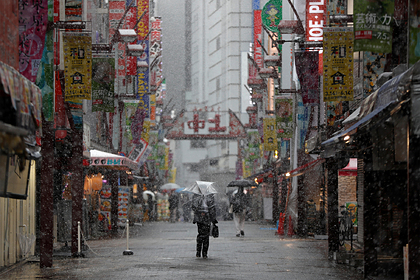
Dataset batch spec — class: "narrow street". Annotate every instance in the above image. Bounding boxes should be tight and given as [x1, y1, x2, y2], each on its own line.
[1, 221, 364, 280]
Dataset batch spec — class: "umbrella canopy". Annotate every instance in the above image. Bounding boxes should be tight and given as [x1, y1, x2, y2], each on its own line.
[227, 179, 258, 188]
[160, 183, 181, 191]
[182, 181, 218, 196]
[174, 187, 185, 193]
[142, 190, 155, 201]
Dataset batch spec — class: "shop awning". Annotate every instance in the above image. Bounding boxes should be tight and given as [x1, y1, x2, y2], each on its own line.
[321, 101, 396, 147]
[322, 62, 416, 150]
[84, 149, 138, 171]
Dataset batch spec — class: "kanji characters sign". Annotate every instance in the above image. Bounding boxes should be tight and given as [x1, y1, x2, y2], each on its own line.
[323, 27, 354, 102]
[63, 33, 92, 102]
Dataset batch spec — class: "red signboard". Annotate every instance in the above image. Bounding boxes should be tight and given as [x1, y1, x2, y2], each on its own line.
[253, 10, 263, 70]
[306, 0, 325, 74]
[137, 0, 149, 41]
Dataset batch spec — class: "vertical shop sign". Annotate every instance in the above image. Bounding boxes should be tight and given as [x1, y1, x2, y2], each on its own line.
[275, 98, 293, 138]
[263, 117, 277, 151]
[354, 0, 394, 53]
[253, 10, 263, 69]
[306, 0, 325, 73]
[18, 0, 48, 83]
[92, 58, 115, 112]
[63, 33, 92, 102]
[137, 0, 149, 118]
[323, 27, 354, 102]
[126, 7, 138, 76]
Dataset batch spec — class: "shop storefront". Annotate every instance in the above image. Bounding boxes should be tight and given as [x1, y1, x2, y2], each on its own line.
[0, 61, 42, 267]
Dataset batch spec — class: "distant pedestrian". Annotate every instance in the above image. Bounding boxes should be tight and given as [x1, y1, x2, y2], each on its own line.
[230, 187, 246, 237]
[191, 194, 218, 259]
[168, 191, 179, 223]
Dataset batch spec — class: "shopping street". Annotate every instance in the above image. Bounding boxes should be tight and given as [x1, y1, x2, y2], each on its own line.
[0, 220, 387, 280]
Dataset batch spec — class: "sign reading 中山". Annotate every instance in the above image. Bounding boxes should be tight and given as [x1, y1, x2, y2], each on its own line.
[323, 27, 354, 102]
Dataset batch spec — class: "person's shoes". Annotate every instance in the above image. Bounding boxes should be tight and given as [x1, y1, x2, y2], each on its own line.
[202, 253, 208, 259]
[241, 230, 245, 236]
[236, 234, 240, 237]
[196, 251, 201, 258]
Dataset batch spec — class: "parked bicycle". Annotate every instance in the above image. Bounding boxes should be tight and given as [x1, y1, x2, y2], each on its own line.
[338, 205, 355, 247]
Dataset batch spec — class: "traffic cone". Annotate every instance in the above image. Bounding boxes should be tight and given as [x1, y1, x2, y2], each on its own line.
[287, 215, 294, 236]
[277, 213, 285, 235]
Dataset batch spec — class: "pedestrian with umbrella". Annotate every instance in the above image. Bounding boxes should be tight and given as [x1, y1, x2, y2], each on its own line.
[227, 179, 257, 237]
[183, 181, 218, 259]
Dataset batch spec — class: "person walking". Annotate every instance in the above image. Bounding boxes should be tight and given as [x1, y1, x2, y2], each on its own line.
[230, 186, 246, 237]
[168, 191, 179, 223]
[191, 193, 218, 259]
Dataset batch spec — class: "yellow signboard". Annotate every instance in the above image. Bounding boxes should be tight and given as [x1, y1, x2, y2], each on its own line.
[323, 27, 354, 102]
[63, 33, 92, 102]
[263, 117, 277, 151]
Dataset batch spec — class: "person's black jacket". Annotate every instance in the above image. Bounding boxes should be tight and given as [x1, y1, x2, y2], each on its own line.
[191, 194, 217, 225]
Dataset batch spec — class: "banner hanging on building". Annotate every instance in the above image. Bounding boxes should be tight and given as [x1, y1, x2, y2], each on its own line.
[253, 10, 263, 69]
[323, 27, 354, 102]
[63, 33, 92, 102]
[18, 0, 48, 83]
[92, 58, 115, 112]
[261, 0, 282, 33]
[275, 98, 293, 138]
[263, 117, 277, 151]
[295, 51, 319, 105]
[354, 0, 394, 53]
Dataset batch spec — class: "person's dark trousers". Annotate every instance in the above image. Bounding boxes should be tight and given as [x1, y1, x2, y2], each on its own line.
[196, 222, 210, 257]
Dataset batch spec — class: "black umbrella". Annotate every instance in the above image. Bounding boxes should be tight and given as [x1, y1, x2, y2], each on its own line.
[227, 179, 258, 188]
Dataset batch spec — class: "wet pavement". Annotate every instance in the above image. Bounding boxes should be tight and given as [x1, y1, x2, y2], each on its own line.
[1, 220, 366, 280]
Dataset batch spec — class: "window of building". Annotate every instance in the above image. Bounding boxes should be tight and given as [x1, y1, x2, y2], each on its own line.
[191, 139, 206, 148]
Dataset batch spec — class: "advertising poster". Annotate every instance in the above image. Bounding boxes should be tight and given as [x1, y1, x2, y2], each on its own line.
[99, 186, 112, 230]
[275, 98, 293, 138]
[263, 117, 277, 151]
[353, 0, 394, 53]
[323, 27, 354, 102]
[118, 187, 130, 226]
[63, 33, 92, 102]
[92, 58, 115, 112]
[18, 0, 48, 83]
[363, 52, 386, 97]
